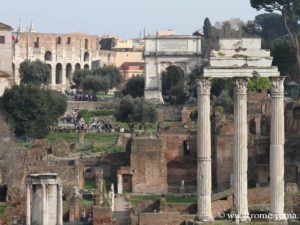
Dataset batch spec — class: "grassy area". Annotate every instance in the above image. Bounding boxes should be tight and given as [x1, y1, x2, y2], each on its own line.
[0, 203, 6, 216]
[166, 196, 197, 205]
[84, 179, 96, 190]
[47, 132, 79, 142]
[130, 194, 161, 207]
[80, 198, 94, 207]
[46, 132, 126, 154]
[47, 132, 118, 143]
[96, 93, 114, 99]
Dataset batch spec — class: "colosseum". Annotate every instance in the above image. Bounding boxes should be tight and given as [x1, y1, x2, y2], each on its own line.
[13, 31, 118, 91]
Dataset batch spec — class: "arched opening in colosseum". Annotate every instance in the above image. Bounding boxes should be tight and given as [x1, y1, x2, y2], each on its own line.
[56, 63, 63, 84]
[47, 64, 52, 79]
[44, 51, 52, 61]
[84, 52, 90, 62]
[84, 64, 90, 70]
[66, 63, 72, 85]
[75, 63, 81, 71]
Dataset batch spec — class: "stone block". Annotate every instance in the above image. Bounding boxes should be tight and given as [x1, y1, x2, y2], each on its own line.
[50, 141, 70, 157]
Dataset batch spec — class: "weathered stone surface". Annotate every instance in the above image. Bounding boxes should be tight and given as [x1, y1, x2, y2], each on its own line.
[144, 35, 201, 102]
[130, 137, 167, 193]
[50, 141, 70, 157]
[92, 206, 116, 225]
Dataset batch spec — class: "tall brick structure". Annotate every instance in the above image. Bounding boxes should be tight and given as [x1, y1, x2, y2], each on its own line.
[130, 137, 167, 193]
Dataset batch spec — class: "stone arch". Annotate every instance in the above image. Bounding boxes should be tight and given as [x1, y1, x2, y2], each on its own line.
[55, 63, 63, 84]
[161, 65, 185, 103]
[144, 36, 201, 102]
[84, 52, 90, 62]
[189, 110, 198, 122]
[44, 51, 52, 61]
[66, 63, 72, 79]
[84, 64, 90, 70]
[75, 63, 81, 71]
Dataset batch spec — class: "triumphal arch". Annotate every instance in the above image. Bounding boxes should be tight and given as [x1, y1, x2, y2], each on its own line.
[144, 35, 202, 102]
[196, 38, 285, 223]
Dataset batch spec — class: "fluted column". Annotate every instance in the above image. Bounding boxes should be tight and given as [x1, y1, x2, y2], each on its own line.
[42, 184, 47, 225]
[233, 78, 250, 223]
[26, 184, 31, 225]
[270, 77, 286, 221]
[196, 78, 213, 222]
[57, 185, 63, 225]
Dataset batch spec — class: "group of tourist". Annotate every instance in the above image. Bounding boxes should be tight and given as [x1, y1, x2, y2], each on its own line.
[64, 90, 98, 102]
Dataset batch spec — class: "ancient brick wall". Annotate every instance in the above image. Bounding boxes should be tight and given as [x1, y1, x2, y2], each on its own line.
[130, 137, 167, 193]
[92, 206, 116, 225]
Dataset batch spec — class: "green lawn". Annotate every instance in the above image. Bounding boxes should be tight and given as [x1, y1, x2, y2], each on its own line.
[96, 93, 114, 99]
[0, 203, 6, 216]
[84, 179, 96, 190]
[166, 195, 197, 205]
[80, 198, 94, 207]
[130, 194, 162, 207]
[46, 132, 125, 153]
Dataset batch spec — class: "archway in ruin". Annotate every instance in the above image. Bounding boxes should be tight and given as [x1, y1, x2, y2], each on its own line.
[161, 65, 185, 104]
[75, 63, 81, 71]
[84, 52, 90, 62]
[84, 64, 90, 70]
[55, 63, 63, 84]
[66, 63, 72, 87]
[44, 51, 52, 61]
[143, 35, 202, 102]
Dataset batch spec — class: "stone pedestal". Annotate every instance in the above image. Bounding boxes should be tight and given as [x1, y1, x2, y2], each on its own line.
[270, 77, 286, 222]
[196, 78, 213, 222]
[233, 78, 250, 222]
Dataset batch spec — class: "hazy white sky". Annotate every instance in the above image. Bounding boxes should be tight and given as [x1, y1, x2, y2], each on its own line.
[0, 0, 261, 38]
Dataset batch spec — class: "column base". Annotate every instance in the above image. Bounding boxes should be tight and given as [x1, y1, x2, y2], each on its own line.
[269, 213, 287, 222]
[195, 214, 214, 223]
[235, 214, 251, 224]
[144, 89, 164, 104]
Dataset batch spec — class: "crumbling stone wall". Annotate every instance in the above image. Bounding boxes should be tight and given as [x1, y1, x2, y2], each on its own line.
[92, 206, 116, 225]
[130, 137, 167, 193]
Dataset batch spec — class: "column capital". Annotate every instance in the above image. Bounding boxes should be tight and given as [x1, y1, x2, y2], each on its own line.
[196, 78, 211, 95]
[271, 76, 285, 95]
[233, 78, 248, 95]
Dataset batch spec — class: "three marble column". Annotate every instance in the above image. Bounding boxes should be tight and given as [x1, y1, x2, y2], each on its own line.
[26, 183, 63, 225]
[196, 76, 286, 222]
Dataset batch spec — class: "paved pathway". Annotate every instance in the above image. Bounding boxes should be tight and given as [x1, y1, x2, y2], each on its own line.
[114, 196, 130, 225]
